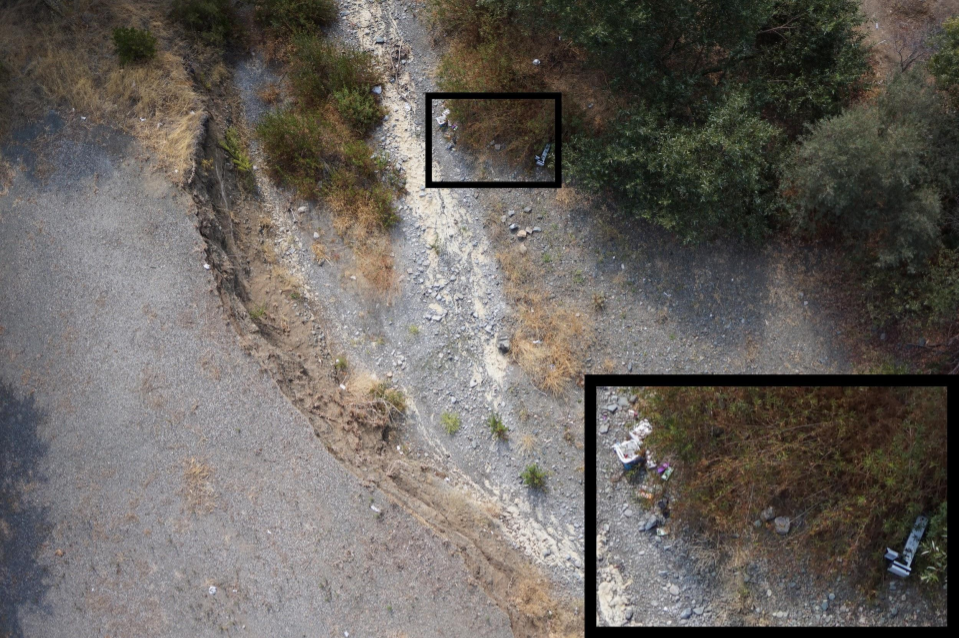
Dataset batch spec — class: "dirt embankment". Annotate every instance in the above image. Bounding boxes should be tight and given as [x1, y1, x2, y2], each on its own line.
[186, 32, 583, 638]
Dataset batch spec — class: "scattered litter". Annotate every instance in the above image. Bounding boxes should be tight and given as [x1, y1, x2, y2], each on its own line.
[372, 85, 382, 94]
[656, 527, 668, 536]
[370, 504, 381, 513]
[209, 586, 217, 595]
[661, 466, 674, 481]
[203, 263, 211, 270]
[612, 419, 652, 469]
[885, 514, 928, 577]
[80, 116, 86, 121]
[532, 59, 541, 65]
[437, 108, 450, 126]
[339, 384, 346, 390]
[656, 463, 669, 475]
[535, 142, 550, 166]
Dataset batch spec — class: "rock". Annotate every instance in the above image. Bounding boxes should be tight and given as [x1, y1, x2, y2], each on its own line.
[772, 611, 789, 619]
[629, 394, 638, 404]
[617, 397, 629, 408]
[497, 339, 510, 354]
[532, 59, 541, 65]
[532, 226, 542, 233]
[606, 404, 618, 413]
[774, 516, 791, 535]
[509, 223, 519, 231]
[518, 244, 527, 254]
[494, 144, 501, 151]
[375, 36, 385, 44]
[372, 85, 382, 94]
[693, 606, 704, 616]
[753, 519, 762, 529]
[680, 608, 691, 619]
[890, 607, 898, 617]
[766, 589, 772, 598]
[761, 506, 776, 522]
[624, 608, 633, 621]
[642, 515, 659, 532]
[524, 206, 532, 213]
[624, 509, 633, 518]
[297, 205, 308, 213]
[517, 230, 528, 239]
[669, 585, 680, 596]
[600, 423, 609, 434]
[828, 593, 835, 601]
[821, 601, 829, 611]
[788, 581, 797, 589]
[508, 209, 516, 217]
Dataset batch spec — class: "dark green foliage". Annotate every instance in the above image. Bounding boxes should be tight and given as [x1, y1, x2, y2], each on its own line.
[332, 88, 384, 133]
[255, 0, 338, 33]
[783, 70, 959, 273]
[929, 16, 959, 105]
[573, 92, 780, 243]
[521, 463, 548, 490]
[289, 35, 379, 107]
[486, 412, 508, 440]
[748, 0, 869, 131]
[112, 27, 157, 66]
[171, 0, 237, 46]
[861, 246, 959, 328]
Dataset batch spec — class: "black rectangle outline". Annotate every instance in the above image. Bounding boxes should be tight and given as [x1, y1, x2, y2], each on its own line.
[425, 92, 562, 188]
[585, 374, 951, 630]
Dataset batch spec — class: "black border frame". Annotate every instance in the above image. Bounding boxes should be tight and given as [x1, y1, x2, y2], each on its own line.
[425, 92, 562, 188]
[585, 374, 951, 629]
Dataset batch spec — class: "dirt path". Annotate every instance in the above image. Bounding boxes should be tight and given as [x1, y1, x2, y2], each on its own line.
[594, 386, 948, 627]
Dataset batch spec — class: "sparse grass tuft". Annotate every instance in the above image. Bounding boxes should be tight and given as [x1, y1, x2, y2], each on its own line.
[183, 457, 215, 514]
[333, 355, 348, 373]
[219, 126, 254, 188]
[521, 463, 548, 490]
[518, 432, 536, 455]
[112, 27, 158, 66]
[486, 412, 508, 440]
[592, 292, 606, 311]
[258, 82, 282, 105]
[440, 411, 461, 435]
[408, 324, 420, 336]
[249, 304, 267, 321]
[370, 381, 407, 415]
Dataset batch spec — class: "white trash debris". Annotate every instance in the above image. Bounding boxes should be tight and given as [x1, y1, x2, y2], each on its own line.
[203, 263, 211, 270]
[372, 85, 382, 94]
[613, 419, 653, 469]
[532, 59, 541, 65]
[371, 504, 381, 513]
[209, 586, 217, 595]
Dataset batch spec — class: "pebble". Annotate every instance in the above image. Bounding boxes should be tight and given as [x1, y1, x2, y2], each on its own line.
[821, 601, 829, 611]
[774, 516, 791, 535]
[761, 506, 776, 522]
[524, 206, 532, 213]
[517, 229, 528, 239]
[828, 593, 835, 601]
[680, 608, 691, 619]
[375, 36, 385, 44]
[606, 404, 618, 413]
[624, 509, 633, 518]
[669, 584, 680, 596]
[313, 232, 320, 239]
[693, 607, 704, 616]
[509, 223, 519, 231]
[372, 85, 382, 94]
[600, 423, 609, 434]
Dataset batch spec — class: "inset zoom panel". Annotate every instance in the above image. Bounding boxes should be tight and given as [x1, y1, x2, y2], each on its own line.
[426, 92, 561, 188]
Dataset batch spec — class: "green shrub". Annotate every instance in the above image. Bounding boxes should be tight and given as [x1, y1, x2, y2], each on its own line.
[256, 108, 344, 199]
[486, 412, 508, 440]
[370, 381, 407, 414]
[572, 91, 781, 244]
[255, 0, 339, 32]
[290, 34, 379, 107]
[521, 463, 548, 490]
[332, 87, 383, 133]
[112, 27, 158, 66]
[929, 16, 959, 105]
[440, 411, 461, 435]
[783, 70, 958, 273]
[219, 126, 253, 174]
[171, 0, 237, 46]
[919, 501, 947, 587]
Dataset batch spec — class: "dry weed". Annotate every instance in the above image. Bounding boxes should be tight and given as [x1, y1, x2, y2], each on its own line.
[182, 457, 215, 514]
[518, 433, 537, 456]
[0, 0, 204, 180]
[257, 82, 282, 104]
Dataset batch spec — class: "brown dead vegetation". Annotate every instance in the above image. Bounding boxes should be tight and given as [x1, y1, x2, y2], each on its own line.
[0, 0, 205, 181]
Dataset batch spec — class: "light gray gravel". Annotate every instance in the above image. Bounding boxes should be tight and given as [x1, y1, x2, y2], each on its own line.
[0, 119, 511, 637]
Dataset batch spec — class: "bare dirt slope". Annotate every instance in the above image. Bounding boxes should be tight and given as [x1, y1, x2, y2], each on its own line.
[595, 387, 948, 627]
[0, 118, 512, 637]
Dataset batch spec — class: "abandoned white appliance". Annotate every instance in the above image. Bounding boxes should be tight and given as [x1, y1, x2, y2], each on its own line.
[884, 514, 929, 578]
[613, 419, 652, 470]
[535, 142, 550, 167]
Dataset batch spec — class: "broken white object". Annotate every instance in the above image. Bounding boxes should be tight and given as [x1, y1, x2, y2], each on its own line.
[209, 586, 217, 595]
[371, 504, 381, 513]
[372, 85, 382, 94]
[203, 263, 211, 270]
[313, 232, 320, 239]
[532, 59, 541, 65]
[339, 384, 346, 390]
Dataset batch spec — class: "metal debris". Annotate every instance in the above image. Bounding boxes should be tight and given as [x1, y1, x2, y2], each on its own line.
[885, 514, 929, 577]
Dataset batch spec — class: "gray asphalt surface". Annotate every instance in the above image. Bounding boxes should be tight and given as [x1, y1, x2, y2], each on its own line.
[0, 117, 512, 637]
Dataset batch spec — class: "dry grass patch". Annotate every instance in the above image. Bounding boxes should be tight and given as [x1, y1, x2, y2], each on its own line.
[0, 0, 205, 180]
[182, 457, 215, 514]
[257, 82, 282, 105]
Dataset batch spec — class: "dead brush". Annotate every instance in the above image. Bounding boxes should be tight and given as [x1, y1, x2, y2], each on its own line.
[0, 0, 205, 180]
[643, 386, 948, 586]
[182, 457, 215, 514]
